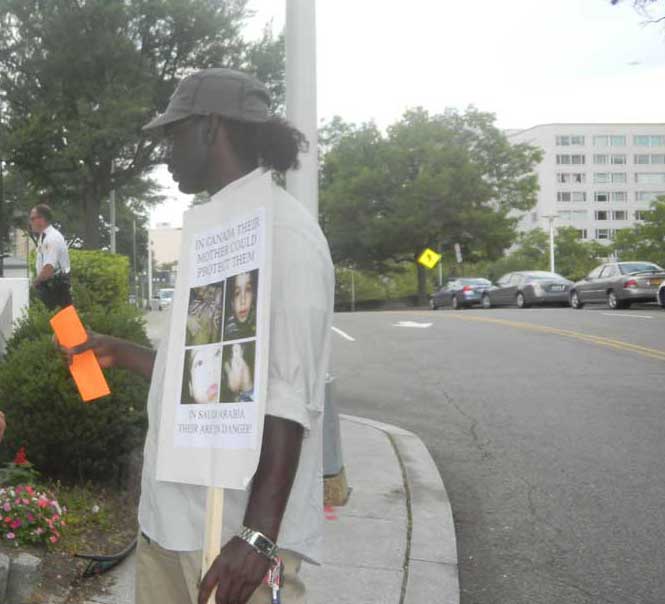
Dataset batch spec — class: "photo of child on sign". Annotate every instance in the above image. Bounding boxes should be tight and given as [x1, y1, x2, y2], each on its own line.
[220, 341, 255, 403]
[186, 281, 225, 346]
[224, 270, 258, 341]
[181, 345, 223, 404]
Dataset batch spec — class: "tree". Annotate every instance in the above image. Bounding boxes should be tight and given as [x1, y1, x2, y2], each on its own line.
[610, 0, 665, 24]
[0, 0, 284, 249]
[613, 198, 665, 267]
[320, 108, 542, 303]
[554, 227, 608, 281]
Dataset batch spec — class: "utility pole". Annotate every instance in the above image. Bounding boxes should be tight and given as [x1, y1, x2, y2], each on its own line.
[109, 162, 116, 253]
[0, 159, 5, 277]
[147, 237, 153, 305]
[285, 0, 318, 217]
[543, 214, 558, 273]
[132, 219, 138, 304]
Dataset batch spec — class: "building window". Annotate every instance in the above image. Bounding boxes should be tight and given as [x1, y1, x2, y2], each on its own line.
[635, 173, 665, 184]
[611, 191, 627, 202]
[610, 154, 626, 165]
[556, 135, 570, 146]
[634, 154, 650, 164]
[557, 173, 570, 183]
[634, 135, 665, 147]
[635, 190, 665, 201]
[651, 154, 665, 164]
[557, 192, 571, 202]
[595, 229, 611, 240]
[610, 135, 626, 147]
[556, 155, 571, 165]
[576, 229, 588, 240]
[571, 191, 586, 202]
[634, 210, 648, 221]
[572, 210, 588, 220]
[611, 173, 627, 184]
[593, 135, 609, 147]
[559, 210, 572, 220]
[613, 210, 628, 221]
[571, 154, 585, 165]
[594, 192, 609, 202]
[594, 154, 608, 165]
[594, 173, 610, 184]
[595, 210, 609, 221]
[572, 172, 585, 184]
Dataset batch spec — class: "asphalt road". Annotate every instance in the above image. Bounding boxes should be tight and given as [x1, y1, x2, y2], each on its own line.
[329, 305, 665, 604]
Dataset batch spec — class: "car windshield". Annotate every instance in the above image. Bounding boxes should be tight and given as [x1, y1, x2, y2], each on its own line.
[619, 262, 663, 275]
[159, 290, 174, 300]
[523, 272, 564, 281]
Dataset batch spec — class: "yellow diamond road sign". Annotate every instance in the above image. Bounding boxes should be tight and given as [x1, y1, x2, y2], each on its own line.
[418, 248, 442, 269]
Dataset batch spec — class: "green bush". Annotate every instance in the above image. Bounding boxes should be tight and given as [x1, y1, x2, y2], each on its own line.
[1, 266, 150, 484]
[70, 250, 130, 312]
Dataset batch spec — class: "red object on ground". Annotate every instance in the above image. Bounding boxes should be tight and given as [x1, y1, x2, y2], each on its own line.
[14, 447, 27, 466]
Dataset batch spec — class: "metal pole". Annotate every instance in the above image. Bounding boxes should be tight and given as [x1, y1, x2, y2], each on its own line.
[549, 218, 555, 273]
[438, 260, 443, 287]
[285, 0, 318, 218]
[0, 160, 4, 277]
[147, 236, 153, 304]
[109, 162, 116, 253]
[350, 269, 356, 312]
[132, 219, 138, 304]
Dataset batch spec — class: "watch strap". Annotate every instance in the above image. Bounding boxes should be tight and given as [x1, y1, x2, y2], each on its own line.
[238, 526, 279, 561]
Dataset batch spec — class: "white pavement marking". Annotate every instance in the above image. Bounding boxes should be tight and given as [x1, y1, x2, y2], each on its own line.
[393, 321, 433, 329]
[331, 326, 356, 342]
[601, 313, 654, 319]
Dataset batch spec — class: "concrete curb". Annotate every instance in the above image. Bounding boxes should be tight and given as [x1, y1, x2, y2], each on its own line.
[340, 415, 460, 604]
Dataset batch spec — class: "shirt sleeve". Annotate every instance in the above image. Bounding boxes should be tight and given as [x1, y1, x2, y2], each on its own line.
[265, 229, 332, 431]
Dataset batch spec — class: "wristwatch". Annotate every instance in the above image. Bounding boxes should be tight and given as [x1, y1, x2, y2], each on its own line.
[238, 526, 279, 561]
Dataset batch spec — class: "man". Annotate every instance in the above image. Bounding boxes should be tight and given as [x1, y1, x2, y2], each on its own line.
[60, 68, 334, 604]
[30, 204, 72, 310]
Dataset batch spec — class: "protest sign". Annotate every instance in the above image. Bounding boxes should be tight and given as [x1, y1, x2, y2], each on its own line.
[155, 172, 273, 490]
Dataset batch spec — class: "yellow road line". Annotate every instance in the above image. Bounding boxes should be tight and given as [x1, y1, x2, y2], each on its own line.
[442, 314, 665, 362]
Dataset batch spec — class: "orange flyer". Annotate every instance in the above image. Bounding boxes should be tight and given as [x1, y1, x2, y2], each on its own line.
[50, 306, 111, 402]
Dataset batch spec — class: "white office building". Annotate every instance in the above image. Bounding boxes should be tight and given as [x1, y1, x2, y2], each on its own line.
[508, 124, 665, 244]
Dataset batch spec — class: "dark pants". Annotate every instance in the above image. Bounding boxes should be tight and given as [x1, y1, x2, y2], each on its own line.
[35, 275, 72, 310]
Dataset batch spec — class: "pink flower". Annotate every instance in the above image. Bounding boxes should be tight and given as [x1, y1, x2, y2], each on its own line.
[6, 533, 15, 540]
[2, 503, 10, 513]
[10, 519, 21, 530]
[21, 499, 30, 506]
[49, 535, 57, 544]
[35, 528, 44, 535]
[26, 514, 34, 523]
[15, 486, 23, 494]
[3, 517, 11, 524]
[37, 498, 48, 509]
[25, 487, 34, 496]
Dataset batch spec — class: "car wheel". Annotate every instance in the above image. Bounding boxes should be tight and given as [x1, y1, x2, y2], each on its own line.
[516, 292, 530, 309]
[570, 290, 584, 309]
[659, 289, 665, 309]
[607, 290, 624, 310]
[430, 298, 437, 311]
[481, 294, 491, 309]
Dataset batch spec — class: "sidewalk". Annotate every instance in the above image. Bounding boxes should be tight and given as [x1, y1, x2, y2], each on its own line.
[84, 414, 459, 604]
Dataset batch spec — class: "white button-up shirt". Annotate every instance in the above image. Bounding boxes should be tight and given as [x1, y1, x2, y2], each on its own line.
[138, 169, 335, 563]
[36, 225, 70, 275]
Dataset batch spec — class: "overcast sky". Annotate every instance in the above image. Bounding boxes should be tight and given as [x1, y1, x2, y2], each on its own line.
[151, 0, 665, 227]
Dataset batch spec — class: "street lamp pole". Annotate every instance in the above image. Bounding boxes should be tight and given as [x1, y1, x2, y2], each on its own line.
[0, 159, 5, 277]
[109, 162, 116, 254]
[285, 0, 318, 218]
[543, 214, 558, 273]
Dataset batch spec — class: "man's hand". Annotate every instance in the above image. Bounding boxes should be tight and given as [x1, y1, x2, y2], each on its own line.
[54, 331, 156, 379]
[55, 331, 119, 368]
[198, 537, 270, 604]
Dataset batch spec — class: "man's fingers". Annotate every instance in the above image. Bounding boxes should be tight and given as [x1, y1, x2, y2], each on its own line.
[198, 567, 219, 604]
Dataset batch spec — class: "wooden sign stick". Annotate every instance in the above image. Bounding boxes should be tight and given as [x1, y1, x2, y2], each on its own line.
[201, 486, 224, 603]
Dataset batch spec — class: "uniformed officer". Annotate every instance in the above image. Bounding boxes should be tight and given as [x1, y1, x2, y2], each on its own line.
[30, 204, 72, 310]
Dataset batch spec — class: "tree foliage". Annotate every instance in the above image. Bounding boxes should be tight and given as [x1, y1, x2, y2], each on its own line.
[613, 198, 665, 267]
[320, 107, 543, 302]
[0, 0, 284, 248]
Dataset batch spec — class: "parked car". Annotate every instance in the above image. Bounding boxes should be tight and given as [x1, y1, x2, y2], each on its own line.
[659, 280, 665, 309]
[157, 288, 175, 311]
[570, 261, 665, 310]
[481, 271, 573, 309]
[431, 278, 491, 310]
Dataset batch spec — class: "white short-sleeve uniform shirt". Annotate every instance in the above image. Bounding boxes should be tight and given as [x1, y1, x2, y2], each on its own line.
[138, 169, 335, 563]
[36, 225, 70, 275]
